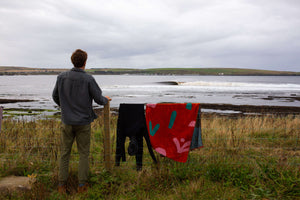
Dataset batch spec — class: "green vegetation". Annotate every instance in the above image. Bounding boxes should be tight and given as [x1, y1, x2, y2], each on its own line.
[0, 66, 66, 75]
[0, 114, 299, 199]
[1, 66, 300, 76]
[142, 68, 300, 75]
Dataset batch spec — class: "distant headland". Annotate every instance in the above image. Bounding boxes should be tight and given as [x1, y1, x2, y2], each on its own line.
[0, 66, 299, 76]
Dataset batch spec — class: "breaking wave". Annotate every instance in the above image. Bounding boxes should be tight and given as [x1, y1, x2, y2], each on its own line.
[160, 81, 300, 90]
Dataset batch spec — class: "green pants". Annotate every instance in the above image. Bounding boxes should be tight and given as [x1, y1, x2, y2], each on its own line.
[59, 123, 91, 185]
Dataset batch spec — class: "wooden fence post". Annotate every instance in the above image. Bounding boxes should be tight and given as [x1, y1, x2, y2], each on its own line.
[0, 106, 3, 133]
[103, 101, 112, 171]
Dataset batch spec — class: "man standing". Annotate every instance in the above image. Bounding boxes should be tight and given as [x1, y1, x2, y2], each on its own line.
[53, 49, 111, 194]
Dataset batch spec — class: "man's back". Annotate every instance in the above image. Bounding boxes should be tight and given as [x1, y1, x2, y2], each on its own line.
[53, 68, 108, 125]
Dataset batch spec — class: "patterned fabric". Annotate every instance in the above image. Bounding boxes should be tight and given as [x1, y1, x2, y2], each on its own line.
[146, 103, 202, 163]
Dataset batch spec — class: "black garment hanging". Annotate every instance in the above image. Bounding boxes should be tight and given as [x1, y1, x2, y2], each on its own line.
[115, 104, 157, 170]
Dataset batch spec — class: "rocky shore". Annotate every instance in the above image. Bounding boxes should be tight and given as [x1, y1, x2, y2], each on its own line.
[94, 103, 300, 117]
[0, 99, 35, 104]
[200, 103, 300, 115]
[1, 98, 300, 118]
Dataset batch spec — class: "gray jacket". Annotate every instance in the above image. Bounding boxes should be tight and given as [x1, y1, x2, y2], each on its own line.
[52, 68, 108, 125]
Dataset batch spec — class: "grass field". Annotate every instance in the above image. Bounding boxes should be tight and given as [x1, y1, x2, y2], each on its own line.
[0, 113, 299, 199]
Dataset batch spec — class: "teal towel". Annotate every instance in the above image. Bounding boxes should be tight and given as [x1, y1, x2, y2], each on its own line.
[190, 107, 203, 150]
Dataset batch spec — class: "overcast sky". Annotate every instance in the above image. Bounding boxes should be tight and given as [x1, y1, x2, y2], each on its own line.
[0, 0, 299, 71]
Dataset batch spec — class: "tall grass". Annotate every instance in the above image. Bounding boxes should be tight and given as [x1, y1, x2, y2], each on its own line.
[0, 114, 299, 199]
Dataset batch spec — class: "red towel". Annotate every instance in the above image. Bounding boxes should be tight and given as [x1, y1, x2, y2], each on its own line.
[146, 103, 200, 163]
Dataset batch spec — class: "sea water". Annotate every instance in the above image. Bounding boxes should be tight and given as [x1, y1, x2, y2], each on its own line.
[0, 75, 299, 112]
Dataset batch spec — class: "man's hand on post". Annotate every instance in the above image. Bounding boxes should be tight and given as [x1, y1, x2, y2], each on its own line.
[105, 96, 112, 101]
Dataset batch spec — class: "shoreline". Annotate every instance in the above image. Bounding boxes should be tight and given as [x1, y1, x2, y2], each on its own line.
[1, 98, 300, 118]
[1, 66, 300, 76]
[200, 103, 300, 115]
[94, 103, 300, 117]
[0, 99, 35, 104]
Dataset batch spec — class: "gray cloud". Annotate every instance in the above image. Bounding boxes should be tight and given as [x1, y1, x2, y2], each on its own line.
[0, 0, 299, 71]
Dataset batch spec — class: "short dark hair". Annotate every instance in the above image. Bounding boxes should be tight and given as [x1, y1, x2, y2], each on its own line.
[71, 49, 88, 68]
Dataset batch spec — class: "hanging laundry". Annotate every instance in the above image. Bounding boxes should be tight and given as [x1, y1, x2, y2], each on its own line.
[145, 103, 203, 163]
[190, 106, 202, 150]
[115, 104, 157, 171]
[0, 107, 3, 133]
